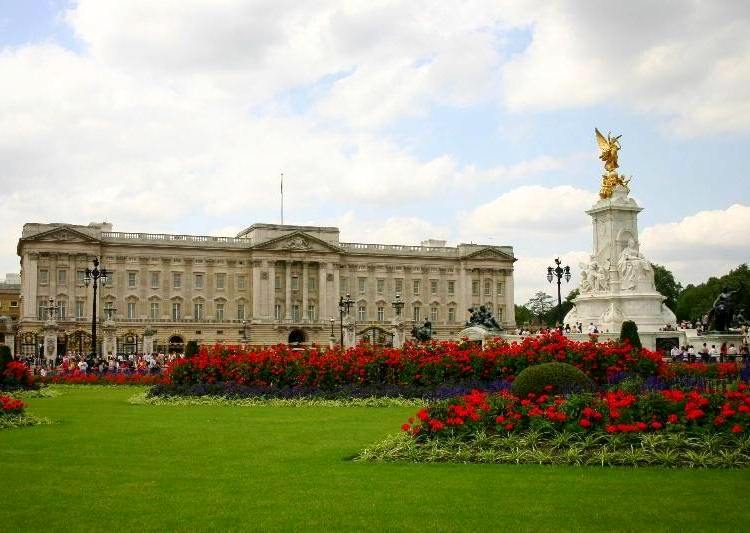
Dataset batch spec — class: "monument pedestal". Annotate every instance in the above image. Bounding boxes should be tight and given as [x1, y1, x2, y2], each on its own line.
[43, 319, 58, 364]
[342, 318, 356, 348]
[102, 319, 117, 358]
[391, 319, 406, 349]
[564, 184, 677, 350]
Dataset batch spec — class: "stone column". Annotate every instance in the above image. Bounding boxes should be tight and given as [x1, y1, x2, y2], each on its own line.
[252, 260, 262, 319]
[302, 262, 309, 321]
[457, 263, 466, 324]
[318, 262, 327, 321]
[43, 318, 58, 364]
[333, 265, 340, 318]
[505, 269, 515, 327]
[23, 253, 39, 319]
[266, 260, 276, 319]
[285, 261, 292, 320]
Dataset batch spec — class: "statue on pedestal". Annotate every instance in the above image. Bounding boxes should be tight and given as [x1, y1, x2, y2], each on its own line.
[411, 318, 433, 342]
[595, 128, 631, 199]
[708, 285, 743, 331]
[466, 305, 502, 331]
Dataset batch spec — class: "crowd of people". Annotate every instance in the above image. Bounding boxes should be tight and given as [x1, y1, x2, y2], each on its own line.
[668, 342, 750, 364]
[19, 352, 175, 377]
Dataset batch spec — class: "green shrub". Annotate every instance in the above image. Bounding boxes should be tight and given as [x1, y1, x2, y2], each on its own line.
[620, 320, 642, 349]
[510, 362, 595, 398]
[0, 345, 12, 376]
[184, 340, 199, 358]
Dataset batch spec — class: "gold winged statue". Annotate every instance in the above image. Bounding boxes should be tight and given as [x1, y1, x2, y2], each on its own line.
[595, 128, 630, 199]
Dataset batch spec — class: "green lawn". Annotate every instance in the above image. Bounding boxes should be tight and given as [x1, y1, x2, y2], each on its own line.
[1, 386, 748, 532]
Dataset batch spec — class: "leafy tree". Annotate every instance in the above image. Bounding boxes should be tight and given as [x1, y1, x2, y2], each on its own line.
[557, 289, 580, 326]
[652, 264, 682, 312]
[526, 292, 554, 323]
[184, 340, 199, 358]
[515, 304, 534, 326]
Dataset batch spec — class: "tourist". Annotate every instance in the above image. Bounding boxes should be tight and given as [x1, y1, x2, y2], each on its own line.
[687, 345, 696, 363]
[708, 345, 718, 363]
[587, 322, 596, 334]
[728, 344, 738, 362]
[719, 342, 728, 363]
[699, 343, 709, 363]
[670, 345, 681, 362]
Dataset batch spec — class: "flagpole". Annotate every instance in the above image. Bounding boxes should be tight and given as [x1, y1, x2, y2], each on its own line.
[280, 172, 284, 225]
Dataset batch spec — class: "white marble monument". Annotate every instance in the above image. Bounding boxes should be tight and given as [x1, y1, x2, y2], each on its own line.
[564, 130, 677, 338]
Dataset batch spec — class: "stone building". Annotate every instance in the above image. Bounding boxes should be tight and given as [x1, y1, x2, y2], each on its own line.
[16, 222, 515, 355]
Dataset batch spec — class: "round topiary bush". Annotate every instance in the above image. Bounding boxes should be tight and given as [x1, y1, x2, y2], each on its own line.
[620, 320, 642, 349]
[510, 362, 595, 398]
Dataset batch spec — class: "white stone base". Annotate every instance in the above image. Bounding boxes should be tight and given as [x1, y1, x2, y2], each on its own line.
[564, 291, 676, 335]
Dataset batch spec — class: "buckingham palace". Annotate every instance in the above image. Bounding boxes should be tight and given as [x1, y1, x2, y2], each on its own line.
[15, 221, 516, 355]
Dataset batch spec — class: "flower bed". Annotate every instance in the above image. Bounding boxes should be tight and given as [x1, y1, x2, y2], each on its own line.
[356, 385, 750, 468]
[0, 393, 50, 430]
[166, 333, 666, 390]
[1, 361, 36, 391]
[40, 371, 168, 386]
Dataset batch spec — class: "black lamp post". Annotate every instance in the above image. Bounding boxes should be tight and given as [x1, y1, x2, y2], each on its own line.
[329, 317, 335, 339]
[84, 257, 108, 358]
[546, 257, 571, 326]
[338, 293, 354, 346]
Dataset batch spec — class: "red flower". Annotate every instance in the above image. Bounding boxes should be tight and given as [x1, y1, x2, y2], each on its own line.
[667, 414, 679, 424]
[578, 418, 591, 428]
[650, 421, 663, 430]
[401, 423, 411, 432]
[731, 424, 743, 433]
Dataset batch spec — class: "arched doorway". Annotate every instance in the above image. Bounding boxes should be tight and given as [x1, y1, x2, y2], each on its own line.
[168, 335, 184, 354]
[288, 329, 305, 344]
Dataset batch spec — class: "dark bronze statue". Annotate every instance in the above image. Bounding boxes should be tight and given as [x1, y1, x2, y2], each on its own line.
[411, 318, 433, 342]
[708, 285, 742, 331]
[466, 305, 502, 331]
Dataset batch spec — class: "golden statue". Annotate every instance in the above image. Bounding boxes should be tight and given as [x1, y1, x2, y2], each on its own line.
[595, 128, 621, 172]
[595, 128, 630, 199]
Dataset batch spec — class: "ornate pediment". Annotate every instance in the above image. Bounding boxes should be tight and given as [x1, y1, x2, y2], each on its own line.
[252, 231, 341, 253]
[22, 226, 100, 244]
[463, 247, 516, 262]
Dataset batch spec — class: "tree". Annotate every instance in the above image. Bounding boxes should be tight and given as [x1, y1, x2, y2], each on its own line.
[557, 289, 579, 326]
[515, 304, 534, 326]
[184, 340, 199, 358]
[652, 264, 682, 312]
[675, 263, 750, 322]
[526, 292, 554, 323]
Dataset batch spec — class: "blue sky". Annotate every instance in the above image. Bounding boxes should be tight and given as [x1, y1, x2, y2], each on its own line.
[0, 0, 748, 302]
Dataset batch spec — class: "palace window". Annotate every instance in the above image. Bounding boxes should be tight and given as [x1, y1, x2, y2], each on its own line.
[194, 302, 204, 320]
[150, 302, 160, 319]
[412, 306, 421, 322]
[127, 302, 136, 319]
[39, 269, 49, 285]
[172, 302, 181, 320]
[395, 278, 403, 294]
[58, 269, 67, 285]
[340, 277, 349, 294]
[484, 279, 492, 296]
[497, 307, 504, 321]
[377, 306, 385, 322]
[430, 280, 438, 295]
[472, 280, 479, 296]
[57, 300, 66, 319]
[376, 279, 384, 294]
[172, 272, 181, 289]
[128, 272, 137, 288]
[292, 304, 300, 321]
[216, 273, 226, 290]
[275, 275, 281, 290]
[38, 299, 46, 319]
[447, 280, 455, 296]
[307, 304, 315, 320]
[216, 303, 225, 321]
[237, 303, 245, 320]
[291, 276, 299, 290]
[75, 300, 85, 319]
[151, 272, 160, 288]
[430, 306, 439, 322]
[76, 270, 85, 285]
[358, 305, 366, 321]
[413, 279, 420, 296]
[103, 302, 113, 320]
[308, 277, 316, 290]
[496, 281, 504, 296]
[10, 301, 18, 308]
[448, 307, 456, 322]
[274, 304, 282, 320]
[358, 278, 366, 294]
[237, 275, 247, 290]
[194, 273, 204, 289]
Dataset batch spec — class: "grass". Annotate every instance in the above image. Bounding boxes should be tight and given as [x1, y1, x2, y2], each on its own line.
[0, 386, 748, 532]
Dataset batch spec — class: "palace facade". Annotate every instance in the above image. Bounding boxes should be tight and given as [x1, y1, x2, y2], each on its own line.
[16, 222, 516, 355]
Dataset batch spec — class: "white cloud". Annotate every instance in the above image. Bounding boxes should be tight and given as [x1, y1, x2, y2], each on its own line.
[640, 204, 750, 286]
[502, 1, 750, 136]
[459, 185, 596, 243]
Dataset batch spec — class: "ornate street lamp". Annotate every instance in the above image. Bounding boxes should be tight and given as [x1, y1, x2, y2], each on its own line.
[391, 293, 404, 319]
[329, 317, 335, 339]
[546, 257, 571, 326]
[338, 293, 354, 346]
[84, 257, 108, 358]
